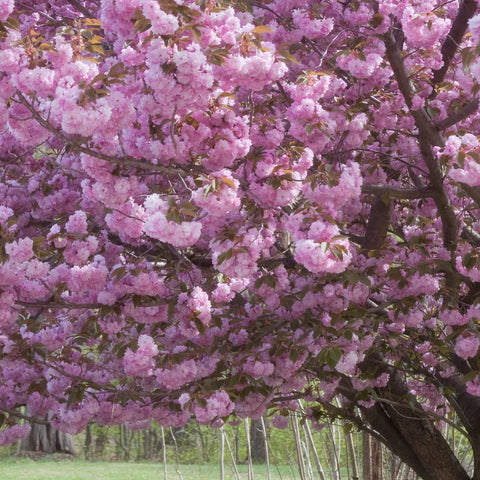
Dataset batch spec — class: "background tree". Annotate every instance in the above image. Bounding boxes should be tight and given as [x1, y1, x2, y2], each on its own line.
[1, 1, 480, 480]
[19, 421, 76, 457]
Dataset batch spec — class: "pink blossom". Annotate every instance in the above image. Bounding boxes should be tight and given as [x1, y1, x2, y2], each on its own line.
[142, 0, 179, 35]
[143, 195, 202, 248]
[243, 359, 275, 378]
[294, 238, 352, 274]
[65, 211, 88, 234]
[0, 206, 14, 230]
[193, 390, 234, 425]
[470, 14, 480, 43]
[124, 335, 159, 377]
[292, 10, 333, 39]
[455, 335, 480, 360]
[155, 359, 197, 390]
[466, 377, 480, 396]
[0, 424, 31, 446]
[271, 415, 289, 429]
[5, 237, 34, 263]
[192, 170, 241, 216]
[235, 392, 268, 420]
[402, 7, 451, 49]
[337, 52, 383, 79]
[0, 0, 14, 22]
[188, 287, 212, 325]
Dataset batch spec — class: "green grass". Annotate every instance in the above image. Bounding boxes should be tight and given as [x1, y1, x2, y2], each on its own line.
[0, 458, 304, 480]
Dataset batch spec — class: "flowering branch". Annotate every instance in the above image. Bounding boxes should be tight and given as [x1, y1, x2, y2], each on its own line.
[64, 0, 94, 17]
[436, 97, 480, 130]
[432, 0, 478, 86]
[15, 92, 197, 176]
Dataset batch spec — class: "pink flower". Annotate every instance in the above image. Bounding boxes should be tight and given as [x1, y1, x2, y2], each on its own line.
[466, 377, 480, 396]
[470, 14, 480, 43]
[124, 335, 159, 378]
[65, 211, 88, 234]
[193, 390, 234, 425]
[0, 424, 31, 447]
[188, 287, 212, 325]
[143, 1, 179, 35]
[5, 237, 34, 263]
[0, 0, 14, 22]
[143, 195, 202, 248]
[455, 335, 480, 360]
[294, 238, 352, 274]
[271, 415, 289, 429]
[402, 7, 451, 49]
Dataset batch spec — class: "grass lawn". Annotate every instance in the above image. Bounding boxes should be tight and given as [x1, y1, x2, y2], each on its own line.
[0, 458, 305, 480]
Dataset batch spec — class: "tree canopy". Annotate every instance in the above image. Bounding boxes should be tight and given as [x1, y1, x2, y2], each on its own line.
[1, 1, 480, 478]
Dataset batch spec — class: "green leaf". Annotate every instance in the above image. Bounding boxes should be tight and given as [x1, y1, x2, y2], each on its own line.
[216, 249, 233, 266]
[327, 348, 342, 368]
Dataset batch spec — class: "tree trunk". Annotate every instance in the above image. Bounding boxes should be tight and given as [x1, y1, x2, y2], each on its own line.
[84, 424, 92, 460]
[363, 432, 383, 480]
[20, 416, 76, 456]
[250, 418, 267, 463]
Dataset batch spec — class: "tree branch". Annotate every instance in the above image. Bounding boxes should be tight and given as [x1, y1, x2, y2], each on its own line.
[460, 183, 480, 208]
[384, 27, 459, 292]
[0, 408, 51, 426]
[362, 196, 393, 250]
[432, 0, 478, 86]
[64, 0, 94, 17]
[358, 352, 471, 480]
[361, 183, 434, 199]
[383, 29, 444, 148]
[16, 91, 198, 176]
[436, 97, 480, 130]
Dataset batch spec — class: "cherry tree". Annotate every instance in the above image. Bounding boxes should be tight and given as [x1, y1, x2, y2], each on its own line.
[1, 0, 480, 478]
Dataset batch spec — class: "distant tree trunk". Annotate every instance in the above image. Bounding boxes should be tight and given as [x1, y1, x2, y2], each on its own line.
[94, 428, 107, 460]
[142, 427, 153, 460]
[84, 424, 92, 460]
[20, 416, 76, 456]
[363, 432, 382, 480]
[250, 418, 267, 463]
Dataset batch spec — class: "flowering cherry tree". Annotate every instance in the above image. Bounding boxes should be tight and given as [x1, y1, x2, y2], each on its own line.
[2, 0, 480, 478]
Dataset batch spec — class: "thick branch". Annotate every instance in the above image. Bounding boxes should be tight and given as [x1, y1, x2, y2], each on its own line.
[461, 183, 480, 208]
[361, 183, 434, 199]
[362, 196, 393, 250]
[358, 353, 471, 480]
[384, 27, 459, 290]
[383, 29, 444, 148]
[432, 0, 478, 86]
[436, 97, 480, 130]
